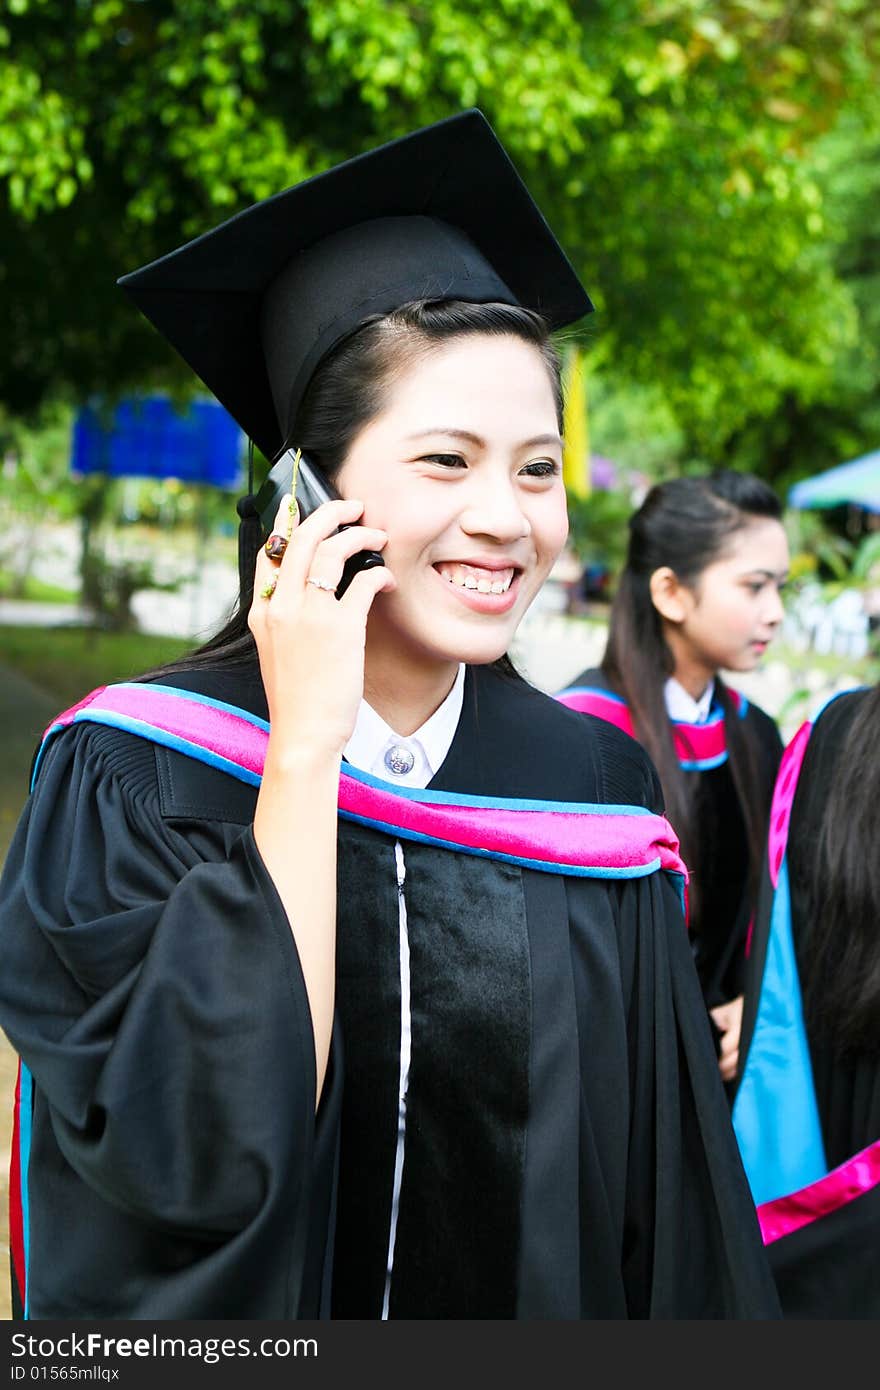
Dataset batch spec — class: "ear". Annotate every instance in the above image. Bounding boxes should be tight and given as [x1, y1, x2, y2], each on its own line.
[649, 566, 692, 624]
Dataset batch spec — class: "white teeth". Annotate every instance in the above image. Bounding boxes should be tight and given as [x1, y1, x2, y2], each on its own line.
[438, 563, 514, 594]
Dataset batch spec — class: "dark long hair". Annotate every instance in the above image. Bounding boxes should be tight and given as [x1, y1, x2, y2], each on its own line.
[801, 683, 880, 1052]
[601, 470, 782, 918]
[144, 299, 561, 681]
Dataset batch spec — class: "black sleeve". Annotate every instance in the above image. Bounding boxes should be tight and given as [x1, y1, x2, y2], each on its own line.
[609, 869, 780, 1317]
[562, 718, 780, 1316]
[747, 701, 784, 795]
[0, 721, 319, 1236]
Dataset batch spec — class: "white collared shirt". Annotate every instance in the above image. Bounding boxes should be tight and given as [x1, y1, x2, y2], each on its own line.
[343, 663, 466, 788]
[664, 675, 716, 725]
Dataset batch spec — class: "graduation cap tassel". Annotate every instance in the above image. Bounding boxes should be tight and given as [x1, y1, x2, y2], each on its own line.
[562, 345, 590, 501]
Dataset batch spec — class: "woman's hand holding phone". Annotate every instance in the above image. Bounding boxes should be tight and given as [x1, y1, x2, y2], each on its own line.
[249, 485, 393, 1107]
[248, 491, 395, 760]
[256, 449, 386, 598]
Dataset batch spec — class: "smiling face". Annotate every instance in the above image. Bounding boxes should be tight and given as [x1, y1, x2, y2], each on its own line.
[334, 332, 568, 685]
[659, 517, 790, 692]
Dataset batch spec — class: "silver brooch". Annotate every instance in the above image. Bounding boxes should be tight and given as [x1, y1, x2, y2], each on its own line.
[384, 744, 415, 776]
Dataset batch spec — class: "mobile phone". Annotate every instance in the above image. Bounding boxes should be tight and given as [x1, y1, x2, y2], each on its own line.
[254, 448, 385, 598]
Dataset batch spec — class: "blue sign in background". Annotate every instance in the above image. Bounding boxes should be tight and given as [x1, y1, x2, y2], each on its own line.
[72, 397, 245, 488]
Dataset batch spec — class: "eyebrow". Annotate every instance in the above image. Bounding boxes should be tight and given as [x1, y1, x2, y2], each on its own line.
[739, 568, 790, 580]
[406, 428, 562, 449]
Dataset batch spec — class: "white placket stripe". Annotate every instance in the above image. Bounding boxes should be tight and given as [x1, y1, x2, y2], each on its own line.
[381, 840, 412, 1320]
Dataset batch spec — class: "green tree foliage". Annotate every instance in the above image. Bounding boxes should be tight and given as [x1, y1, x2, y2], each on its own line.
[719, 105, 880, 489]
[2, 0, 878, 478]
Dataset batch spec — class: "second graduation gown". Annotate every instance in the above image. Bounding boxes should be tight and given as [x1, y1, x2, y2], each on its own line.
[558, 667, 783, 1010]
[0, 661, 780, 1320]
[734, 688, 880, 1317]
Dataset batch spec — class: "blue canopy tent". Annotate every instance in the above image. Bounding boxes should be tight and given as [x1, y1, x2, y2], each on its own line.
[788, 449, 880, 515]
[72, 396, 245, 488]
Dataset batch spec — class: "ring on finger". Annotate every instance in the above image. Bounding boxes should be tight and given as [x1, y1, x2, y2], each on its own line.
[264, 533, 288, 561]
[306, 575, 337, 594]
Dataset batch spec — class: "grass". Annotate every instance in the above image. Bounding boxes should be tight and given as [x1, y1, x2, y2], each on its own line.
[0, 570, 77, 603]
[0, 625, 193, 707]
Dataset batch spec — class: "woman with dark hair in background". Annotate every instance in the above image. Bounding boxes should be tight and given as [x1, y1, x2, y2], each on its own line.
[558, 472, 789, 1085]
[0, 114, 779, 1320]
[733, 682, 880, 1316]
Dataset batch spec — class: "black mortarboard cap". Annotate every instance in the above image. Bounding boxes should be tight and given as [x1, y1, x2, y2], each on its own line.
[118, 109, 593, 463]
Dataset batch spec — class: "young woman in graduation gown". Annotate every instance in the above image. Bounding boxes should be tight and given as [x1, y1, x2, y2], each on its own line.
[0, 112, 780, 1320]
[558, 473, 788, 1084]
[733, 682, 880, 1316]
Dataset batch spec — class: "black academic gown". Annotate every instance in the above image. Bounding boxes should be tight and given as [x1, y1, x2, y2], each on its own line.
[565, 668, 782, 1010]
[738, 689, 880, 1317]
[0, 661, 780, 1319]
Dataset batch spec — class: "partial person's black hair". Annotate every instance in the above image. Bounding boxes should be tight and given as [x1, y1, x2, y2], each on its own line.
[601, 469, 783, 919]
[802, 682, 880, 1052]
